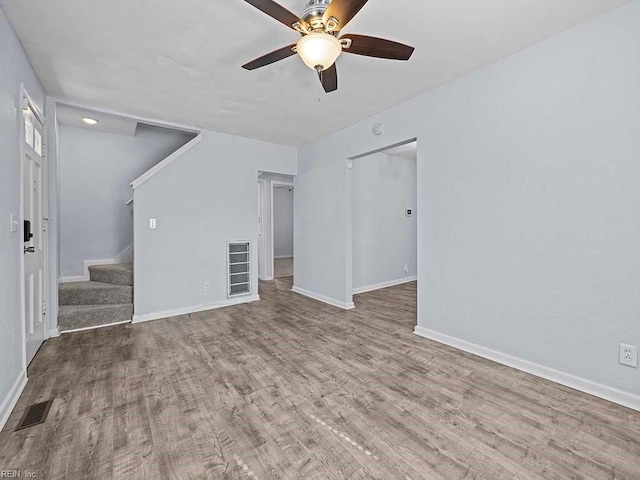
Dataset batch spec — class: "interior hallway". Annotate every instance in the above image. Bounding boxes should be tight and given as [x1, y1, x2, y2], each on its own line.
[1, 278, 639, 479]
[274, 257, 293, 278]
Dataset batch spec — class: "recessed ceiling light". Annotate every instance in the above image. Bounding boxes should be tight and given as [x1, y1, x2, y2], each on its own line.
[82, 117, 99, 125]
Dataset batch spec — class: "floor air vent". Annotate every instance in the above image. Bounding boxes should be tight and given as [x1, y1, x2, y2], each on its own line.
[15, 399, 54, 431]
[228, 241, 251, 298]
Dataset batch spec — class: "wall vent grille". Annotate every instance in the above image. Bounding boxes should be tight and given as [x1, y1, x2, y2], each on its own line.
[228, 241, 251, 298]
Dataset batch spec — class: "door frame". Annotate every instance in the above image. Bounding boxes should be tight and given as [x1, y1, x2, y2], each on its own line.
[270, 180, 294, 280]
[257, 179, 267, 280]
[346, 137, 418, 303]
[19, 85, 49, 371]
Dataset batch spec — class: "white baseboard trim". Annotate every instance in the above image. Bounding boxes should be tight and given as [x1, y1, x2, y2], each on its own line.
[353, 276, 417, 295]
[274, 255, 293, 259]
[60, 255, 133, 284]
[60, 319, 131, 335]
[131, 133, 203, 189]
[59, 258, 120, 283]
[132, 295, 261, 324]
[0, 371, 27, 432]
[49, 327, 60, 338]
[83, 259, 117, 277]
[414, 326, 640, 412]
[292, 286, 356, 310]
[115, 244, 133, 264]
[59, 275, 87, 283]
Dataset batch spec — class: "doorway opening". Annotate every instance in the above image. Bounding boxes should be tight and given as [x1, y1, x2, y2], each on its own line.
[257, 172, 295, 285]
[349, 139, 418, 306]
[272, 182, 294, 279]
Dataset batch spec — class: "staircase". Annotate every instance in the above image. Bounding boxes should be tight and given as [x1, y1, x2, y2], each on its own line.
[58, 263, 134, 332]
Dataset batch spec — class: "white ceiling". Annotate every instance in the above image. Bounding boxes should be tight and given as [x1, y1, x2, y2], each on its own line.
[57, 105, 138, 136]
[1, 0, 630, 146]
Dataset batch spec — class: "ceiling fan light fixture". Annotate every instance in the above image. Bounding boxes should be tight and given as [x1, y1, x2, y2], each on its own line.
[296, 32, 342, 72]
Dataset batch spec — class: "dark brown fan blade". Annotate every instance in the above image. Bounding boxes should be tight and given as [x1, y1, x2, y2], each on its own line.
[341, 34, 414, 60]
[323, 0, 369, 31]
[242, 44, 297, 70]
[318, 64, 338, 93]
[244, 0, 308, 31]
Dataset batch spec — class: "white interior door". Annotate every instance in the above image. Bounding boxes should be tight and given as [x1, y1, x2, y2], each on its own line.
[22, 103, 46, 365]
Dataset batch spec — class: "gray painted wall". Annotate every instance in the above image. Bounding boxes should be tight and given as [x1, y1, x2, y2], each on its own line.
[59, 124, 192, 277]
[352, 153, 417, 290]
[134, 130, 296, 317]
[0, 8, 45, 416]
[296, 2, 640, 397]
[273, 186, 294, 258]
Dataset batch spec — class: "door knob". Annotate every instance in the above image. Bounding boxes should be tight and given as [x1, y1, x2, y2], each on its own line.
[24, 246, 35, 254]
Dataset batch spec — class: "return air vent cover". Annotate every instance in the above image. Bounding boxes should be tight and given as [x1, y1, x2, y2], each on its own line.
[15, 399, 54, 431]
[228, 241, 251, 298]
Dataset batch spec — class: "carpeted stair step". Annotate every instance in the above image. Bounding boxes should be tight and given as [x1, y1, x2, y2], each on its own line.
[59, 281, 133, 306]
[88, 263, 133, 286]
[58, 303, 133, 332]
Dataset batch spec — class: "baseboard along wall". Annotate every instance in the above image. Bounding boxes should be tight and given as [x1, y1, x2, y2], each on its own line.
[353, 276, 417, 295]
[59, 247, 133, 283]
[133, 295, 261, 324]
[291, 286, 356, 310]
[0, 371, 27, 432]
[414, 326, 640, 412]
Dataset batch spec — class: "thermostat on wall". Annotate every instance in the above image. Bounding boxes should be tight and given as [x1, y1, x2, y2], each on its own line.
[405, 208, 413, 217]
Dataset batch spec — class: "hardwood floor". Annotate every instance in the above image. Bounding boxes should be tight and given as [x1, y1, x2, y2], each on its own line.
[274, 257, 293, 278]
[1, 278, 639, 479]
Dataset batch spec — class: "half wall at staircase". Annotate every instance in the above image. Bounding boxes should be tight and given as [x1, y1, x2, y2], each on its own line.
[133, 129, 297, 322]
[59, 123, 194, 279]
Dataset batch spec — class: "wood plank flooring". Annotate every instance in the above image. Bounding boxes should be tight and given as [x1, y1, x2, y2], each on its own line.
[274, 257, 294, 278]
[1, 278, 639, 479]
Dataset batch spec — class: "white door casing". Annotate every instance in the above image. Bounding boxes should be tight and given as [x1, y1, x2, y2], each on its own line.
[258, 180, 266, 280]
[271, 181, 294, 279]
[21, 98, 46, 365]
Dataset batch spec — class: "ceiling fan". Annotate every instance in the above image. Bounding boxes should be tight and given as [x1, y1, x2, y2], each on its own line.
[242, 0, 415, 93]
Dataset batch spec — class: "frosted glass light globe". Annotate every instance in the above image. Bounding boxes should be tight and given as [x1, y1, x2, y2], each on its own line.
[296, 32, 342, 71]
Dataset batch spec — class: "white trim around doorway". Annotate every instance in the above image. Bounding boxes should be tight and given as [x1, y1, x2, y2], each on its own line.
[271, 180, 294, 281]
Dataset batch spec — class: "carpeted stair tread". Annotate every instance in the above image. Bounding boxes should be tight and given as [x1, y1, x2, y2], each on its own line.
[58, 303, 133, 332]
[88, 263, 133, 286]
[59, 281, 133, 306]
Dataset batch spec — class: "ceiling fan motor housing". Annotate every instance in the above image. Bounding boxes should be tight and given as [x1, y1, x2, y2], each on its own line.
[302, 0, 332, 30]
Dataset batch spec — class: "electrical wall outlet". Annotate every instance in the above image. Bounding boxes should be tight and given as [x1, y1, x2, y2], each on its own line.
[149, 218, 157, 229]
[203, 282, 210, 293]
[619, 344, 638, 368]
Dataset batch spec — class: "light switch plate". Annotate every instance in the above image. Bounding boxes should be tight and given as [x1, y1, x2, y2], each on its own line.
[10, 214, 19, 233]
